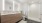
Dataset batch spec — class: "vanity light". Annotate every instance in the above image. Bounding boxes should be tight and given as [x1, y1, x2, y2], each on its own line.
[3, 0, 5, 11]
[13, 1, 15, 11]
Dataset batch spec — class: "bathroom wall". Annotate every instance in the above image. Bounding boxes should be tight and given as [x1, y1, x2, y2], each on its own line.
[0, 0, 2, 12]
[22, 3, 40, 22]
[28, 4, 40, 22]
[40, 4, 42, 23]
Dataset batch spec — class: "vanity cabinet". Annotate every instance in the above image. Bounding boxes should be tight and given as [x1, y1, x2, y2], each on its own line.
[1, 13, 22, 23]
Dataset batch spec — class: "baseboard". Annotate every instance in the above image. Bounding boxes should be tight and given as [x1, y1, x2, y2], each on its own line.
[28, 17, 41, 22]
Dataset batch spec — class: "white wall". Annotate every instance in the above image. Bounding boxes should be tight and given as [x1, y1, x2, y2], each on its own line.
[29, 4, 40, 18]
[0, 0, 2, 12]
[40, 4, 42, 23]
[22, 3, 40, 22]
[28, 4, 40, 22]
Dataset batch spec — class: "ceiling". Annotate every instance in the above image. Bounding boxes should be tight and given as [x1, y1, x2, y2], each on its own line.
[5, 0, 13, 4]
[5, 0, 27, 4]
[5, 0, 42, 4]
[27, 0, 42, 4]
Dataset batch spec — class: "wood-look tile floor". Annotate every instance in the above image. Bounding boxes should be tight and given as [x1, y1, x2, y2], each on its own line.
[19, 20, 27, 23]
[27, 19, 41, 23]
[19, 19, 41, 23]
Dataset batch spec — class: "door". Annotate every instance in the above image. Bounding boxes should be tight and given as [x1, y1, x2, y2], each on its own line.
[28, 3, 40, 22]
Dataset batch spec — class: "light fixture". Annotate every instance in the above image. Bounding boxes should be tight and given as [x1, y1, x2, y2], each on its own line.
[13, 1, 15, 11]
[3, 0, 5, 11]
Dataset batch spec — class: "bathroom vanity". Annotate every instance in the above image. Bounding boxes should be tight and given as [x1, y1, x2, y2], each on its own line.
[0, 13, 1, 23]
[1, 12, 22, 23]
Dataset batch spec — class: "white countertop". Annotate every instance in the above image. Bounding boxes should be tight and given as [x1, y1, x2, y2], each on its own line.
[1, 11, 21, 15]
